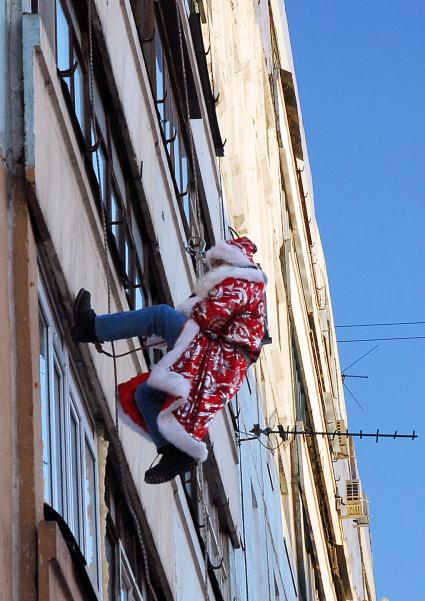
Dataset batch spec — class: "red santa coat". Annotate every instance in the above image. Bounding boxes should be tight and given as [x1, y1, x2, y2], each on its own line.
[119, 238, 267, 461]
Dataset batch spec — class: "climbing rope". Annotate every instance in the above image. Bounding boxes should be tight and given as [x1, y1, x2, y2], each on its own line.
[177, 11, 213, 597]
[86, 5, 218, 598]
[93, 6, 208, 360]
[87, 3, 158, 599]
[176, 7, 207, 279]
[176, 11, 211, 596]
[199, 465, 210, 601]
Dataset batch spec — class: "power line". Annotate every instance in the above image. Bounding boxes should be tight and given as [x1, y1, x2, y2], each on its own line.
[343, 381, 364, 412]
[338, 336, 425, 343]
[342, 344, 379, 372]
[336, 320, 425, 328]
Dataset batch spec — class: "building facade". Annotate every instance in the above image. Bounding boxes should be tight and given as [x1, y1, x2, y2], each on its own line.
[0, 1, 376, 600]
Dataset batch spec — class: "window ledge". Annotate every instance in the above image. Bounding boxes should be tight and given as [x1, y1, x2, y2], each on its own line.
[38, 519, 100, 601]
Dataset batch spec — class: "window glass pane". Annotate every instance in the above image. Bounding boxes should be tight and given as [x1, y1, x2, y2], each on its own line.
[65, 1, 82, 46]
[39, 311, 52, 504]
[183, 191, 191, 226]
[53, 361, 64, 515]
[105, 533, 115, 601]
[74, 61, 85, 131]
[111, 141, 126, 201]
[165, 113, 172, 154]
[181, 148, 189, 194]
[293, 350, 306, 422]
[56, 0, 70, 73]
[134, 274, 145, 310]
[155, 29, 164, 119]
[70, 405, 81, 545]
[111, 190, 121, 244]
[174, 129, 181, 189]
[163, 93, 171, 141]
[120, 555, 142, 601]
[91, 130, 107, 204]
[84, 439, 99, 587]
[121, 584, 130, 601]
[124, 239, 133, 279]
[93, 80, 108, 140]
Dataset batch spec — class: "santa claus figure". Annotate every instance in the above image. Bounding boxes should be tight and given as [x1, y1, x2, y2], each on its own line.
[73, 237, 267, 484]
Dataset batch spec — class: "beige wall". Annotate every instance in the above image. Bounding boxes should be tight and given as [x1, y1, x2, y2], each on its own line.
[0, 161, 14, 601]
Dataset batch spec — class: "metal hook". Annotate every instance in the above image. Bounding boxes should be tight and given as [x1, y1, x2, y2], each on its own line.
[156, 90, 168, 105]
[58, 60, 79, 78]
[177, 187, 189, 199]
[228, 226, 239, 240]
[185, 236, 207, 258]
[89, 137, 100, 153]
[165, 130, 178, 145]
[209, 556, 224, 571]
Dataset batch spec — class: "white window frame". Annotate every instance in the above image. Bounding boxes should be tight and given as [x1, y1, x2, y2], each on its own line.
[38, 279, 102, 595]
[119, 542, 145, 601]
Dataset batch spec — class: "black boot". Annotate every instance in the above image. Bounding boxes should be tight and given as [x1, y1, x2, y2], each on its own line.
[73, 289, 99, 343]
[144, 445, 197, 485]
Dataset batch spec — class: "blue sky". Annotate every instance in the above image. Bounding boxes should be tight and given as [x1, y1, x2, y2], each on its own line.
[284, 1, 425, 599]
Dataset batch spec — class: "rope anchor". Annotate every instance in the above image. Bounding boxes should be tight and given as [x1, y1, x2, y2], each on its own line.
[185, 236, 207, 259]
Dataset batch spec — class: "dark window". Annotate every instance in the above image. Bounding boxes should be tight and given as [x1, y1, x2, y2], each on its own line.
[130, 1, 207, 239]
[292, 346, 307, 422]
[53, 0, 158, 310]
[105, 467, 164, 600]
[182, 467, 233, 601]
[56, 0, 87, 135]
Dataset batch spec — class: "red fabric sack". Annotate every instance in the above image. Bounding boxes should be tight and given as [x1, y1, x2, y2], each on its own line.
[117, 372, 150, 431]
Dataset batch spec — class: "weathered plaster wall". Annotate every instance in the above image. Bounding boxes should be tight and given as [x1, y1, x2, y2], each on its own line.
[0, 162, 14, 601]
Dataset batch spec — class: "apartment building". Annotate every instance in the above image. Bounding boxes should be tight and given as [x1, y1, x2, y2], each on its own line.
[0, 1, 376, 600]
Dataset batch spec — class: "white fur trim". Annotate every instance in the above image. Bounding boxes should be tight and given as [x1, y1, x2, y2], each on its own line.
[146, 319, 208, 460]
[194, 265, 266, 300]
[148, 319, 199, 396]
[175, 296, 201, 317]
[150, 319, 200, 370]
[206, 240, 252, 268]
[158, 399, 208, 461]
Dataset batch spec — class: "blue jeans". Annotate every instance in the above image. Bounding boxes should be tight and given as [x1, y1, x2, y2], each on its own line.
[96, 305, 188, 449]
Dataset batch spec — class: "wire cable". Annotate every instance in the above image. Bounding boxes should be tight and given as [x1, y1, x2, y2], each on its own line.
[336, 320, 425, 328]
[339, 336, 425, 343]
[342, 344, 379, 372]
[343, 382, 365, 412]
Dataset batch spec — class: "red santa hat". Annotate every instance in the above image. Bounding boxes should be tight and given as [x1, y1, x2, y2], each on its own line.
[205, 236, 257, 268]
